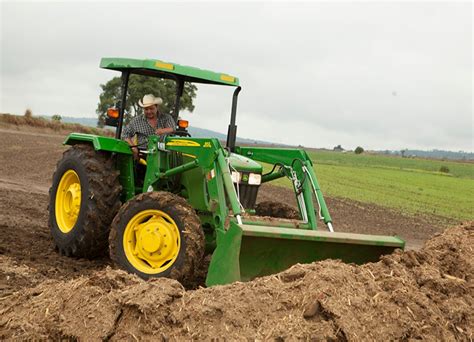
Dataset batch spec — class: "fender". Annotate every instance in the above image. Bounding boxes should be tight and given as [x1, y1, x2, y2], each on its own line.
[64, 133, 132, 154]
[64, 133, 135, 201]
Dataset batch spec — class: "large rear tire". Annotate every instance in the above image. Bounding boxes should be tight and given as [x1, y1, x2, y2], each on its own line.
[109, 191, 205, 285]
[49, 144, 122, 258]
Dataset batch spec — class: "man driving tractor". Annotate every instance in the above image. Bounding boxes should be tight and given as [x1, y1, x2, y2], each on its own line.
[122, 94, 175, 160]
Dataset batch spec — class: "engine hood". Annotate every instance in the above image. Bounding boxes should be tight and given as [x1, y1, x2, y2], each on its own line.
[228, 153, 262, 173]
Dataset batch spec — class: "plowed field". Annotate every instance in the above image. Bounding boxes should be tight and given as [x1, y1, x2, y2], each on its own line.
[0, 125, 472, 340]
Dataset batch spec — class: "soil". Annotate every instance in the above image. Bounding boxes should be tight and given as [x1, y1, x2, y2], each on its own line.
[0, 124, 471, 340]
[257, 184, 452, 250]
[255, 201, 300, 219]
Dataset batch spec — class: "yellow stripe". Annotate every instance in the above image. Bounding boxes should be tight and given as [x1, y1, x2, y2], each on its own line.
[166, 139, 201, 147]
[155, 61, 174, 70]
[220, 74, 235, 83]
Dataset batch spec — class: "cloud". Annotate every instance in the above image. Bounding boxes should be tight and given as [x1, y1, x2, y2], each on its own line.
[1, 1, 472, 151]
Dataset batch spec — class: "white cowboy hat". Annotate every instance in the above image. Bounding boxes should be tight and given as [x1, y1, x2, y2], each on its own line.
[138, 94, 163, 108]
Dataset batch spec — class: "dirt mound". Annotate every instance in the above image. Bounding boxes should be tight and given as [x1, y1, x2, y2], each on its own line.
[0, 187, 110, 296]
[1, 222, 472, 340]
[255, 200, 300, 219]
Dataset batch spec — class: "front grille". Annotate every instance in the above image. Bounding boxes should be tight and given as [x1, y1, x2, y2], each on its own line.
[234, 183, 259, 209]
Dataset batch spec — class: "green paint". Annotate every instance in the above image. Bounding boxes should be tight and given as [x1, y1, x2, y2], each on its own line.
[301, 176, 318, 229]
[217, 149, 242, 217]
[161, 159, 199, 178]
[304, 160, 332, 224]
[228, 153, 262, 173]
[100, 57, 239, 86]
[240, 218, 311, 229]
[116, 153, 135, 202]
[206, 222, 243, 286]
[206, 222, 404, 286]
[235, 146, 311, 166]
[261, 169, 285, 183]
[63, 133, 135, 201]
[235, 146, 331, 229]
[207, 163, 229, 235]
[64, 133, 132, 154]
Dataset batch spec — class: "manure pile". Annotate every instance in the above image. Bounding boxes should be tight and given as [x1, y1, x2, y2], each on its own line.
[1, 222, 472, 340]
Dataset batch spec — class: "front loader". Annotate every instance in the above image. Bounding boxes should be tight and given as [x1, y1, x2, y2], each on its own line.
[49, 57, 404, 286]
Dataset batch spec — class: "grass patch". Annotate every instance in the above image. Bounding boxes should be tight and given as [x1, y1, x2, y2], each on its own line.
[314, 164, 473, 220]
[264, 150, 474, 221]
[306, 150, 474, 179]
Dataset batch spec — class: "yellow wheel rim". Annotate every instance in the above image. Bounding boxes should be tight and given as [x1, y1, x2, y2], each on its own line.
[123, 209, 181, 274]
[55, 170, 82, 233]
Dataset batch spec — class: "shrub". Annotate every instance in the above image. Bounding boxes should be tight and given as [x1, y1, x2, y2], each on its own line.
[354, 146, 364, 154]
[439, 166, 450, 173]
[51, 114, 62, 122]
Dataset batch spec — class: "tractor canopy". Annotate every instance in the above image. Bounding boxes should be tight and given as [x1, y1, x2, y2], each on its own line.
[100, 57, 242, 151]
[100, 57, 239, 87]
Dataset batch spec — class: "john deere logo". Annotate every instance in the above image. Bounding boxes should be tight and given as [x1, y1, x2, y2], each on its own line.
[203, 142, 212, 148]
[167, 139, 201, 147]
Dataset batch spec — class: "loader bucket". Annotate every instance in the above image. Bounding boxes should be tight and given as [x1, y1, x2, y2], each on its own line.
[206, 221, 405, 286]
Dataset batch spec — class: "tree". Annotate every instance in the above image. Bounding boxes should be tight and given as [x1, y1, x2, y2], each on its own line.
[51, 114, 62, 122]
[354, 146, 364, 154]
[96, 75, 197, 127]
[439, 166, 450, 173]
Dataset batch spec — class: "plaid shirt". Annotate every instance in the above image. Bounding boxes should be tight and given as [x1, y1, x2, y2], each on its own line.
[122, 114, 176, 148]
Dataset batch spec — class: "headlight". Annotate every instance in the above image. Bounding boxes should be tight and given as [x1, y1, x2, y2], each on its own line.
[248, 173, 261, 185]
[231, 171, 261, 185]
[231, 171, 241, 183]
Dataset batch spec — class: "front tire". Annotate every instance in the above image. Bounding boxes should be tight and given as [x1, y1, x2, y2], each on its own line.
[49, 144, 121, 258]
[109, 191, 205, 285]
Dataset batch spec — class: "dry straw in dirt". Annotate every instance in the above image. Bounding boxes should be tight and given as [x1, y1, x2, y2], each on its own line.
[1, 222, 472, 340]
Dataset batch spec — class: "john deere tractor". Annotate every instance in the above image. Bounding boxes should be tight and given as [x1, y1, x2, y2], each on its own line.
[49, 57, 404, 286]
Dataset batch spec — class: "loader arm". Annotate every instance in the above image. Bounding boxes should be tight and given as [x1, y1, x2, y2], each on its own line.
[235, 146, 332, 230]
[141, 136, 245, 238]
[206, 146, 405, 286]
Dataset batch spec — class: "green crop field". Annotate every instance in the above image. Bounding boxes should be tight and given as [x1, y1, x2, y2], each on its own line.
[307, 150, 474, 179]
[266, 150, 474, 221]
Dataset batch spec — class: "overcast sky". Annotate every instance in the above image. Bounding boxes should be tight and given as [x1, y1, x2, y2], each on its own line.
[1, 1, 472, 151]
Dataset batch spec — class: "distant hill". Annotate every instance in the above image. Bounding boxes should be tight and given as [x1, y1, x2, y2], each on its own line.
[41, 116, 473, 160]
[45, 116, 99, 127]
[48, 115, 273, 145]
[377, 149, 474, 161]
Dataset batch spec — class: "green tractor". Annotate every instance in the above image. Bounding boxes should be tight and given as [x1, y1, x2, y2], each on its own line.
[49, 57, 404, 286]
